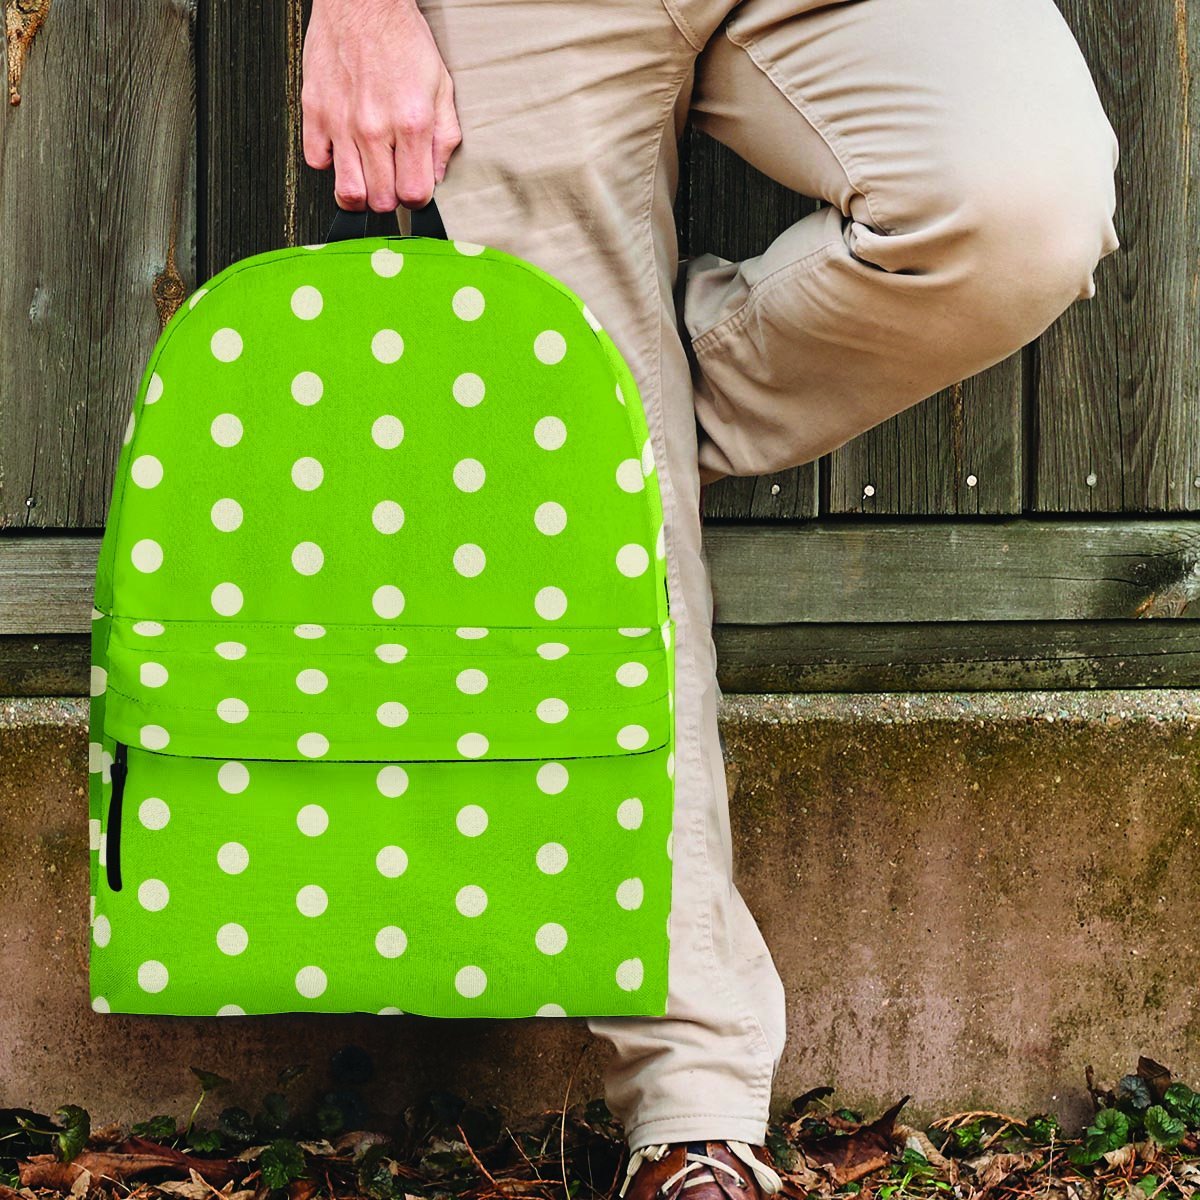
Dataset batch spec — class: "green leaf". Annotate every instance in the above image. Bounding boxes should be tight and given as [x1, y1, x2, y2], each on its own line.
[218, 1107, 256, 1146]
[186, 1128, 223, 1153]
[1119, 1076, 1154, 1113]
[1137, 1176, 1160, 1194]
[260, 1138, 306, 1190]
[1145, 1106, 1186, 1149]
[131, 1115, 179, 1141]
[1025, 1114, 1061, 1145]
[951, 1121, 984, 1153]
[190, 1068, 231, 1094]
[1163, 1084, 1200, 1128]
[1088, 1107, 1130, 1152]
[52, 1106, 90, 1163]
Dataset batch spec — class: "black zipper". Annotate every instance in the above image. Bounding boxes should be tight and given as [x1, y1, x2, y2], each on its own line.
[106, 741, 128, 892]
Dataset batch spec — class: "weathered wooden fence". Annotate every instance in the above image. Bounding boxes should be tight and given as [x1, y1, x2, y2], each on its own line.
[1, 0, 1198, 693]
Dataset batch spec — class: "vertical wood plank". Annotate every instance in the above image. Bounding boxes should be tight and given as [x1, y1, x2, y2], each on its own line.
[201, 0, 330, 277]
[1035, 0, 1199, 513]
[0, 0, 196, 529]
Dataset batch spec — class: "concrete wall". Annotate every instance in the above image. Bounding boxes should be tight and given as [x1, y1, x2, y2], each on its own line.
[4, 692, 1200, 1130]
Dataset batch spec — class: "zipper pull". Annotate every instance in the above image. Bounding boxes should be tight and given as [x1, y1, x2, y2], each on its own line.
[105, 741, 127, 892]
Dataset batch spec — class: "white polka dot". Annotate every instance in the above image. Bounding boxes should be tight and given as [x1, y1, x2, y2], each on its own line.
[377, 1006, 404, 1015]
[452, 286, 485, 320]
[218, 761, 249, 794]
[656, 524, 666, 559]
[455, 965, 487, 998]
[454, 544, 486, 577]
[211, 497, 243, 531]
[291, 371, 323, 405]
[537, 1003, 567, 1017]
[187, 289, 208, 309]
[453, 240, 485, 256]
[372, 585, 405, 618]
[138, 878, 169, 911]
[534, 501, 567, 535]
[292, 541, 324, 575]
[140, 724, 170, 750]
[216, 1004, 245, 1016]
[89, 742, 102, 772]
[123, 411, 136, 444]
[139, 797, 170, 829]
[376, 767, 409, 798]
[453, 373, 485, 407]
[133, 621, 164, 637]
[534, 415, 567, 450]
[211, 413, 243, 447]
[90, 666, 107, 697]
[617, 544, 650, 577]
[296, 884, 328, 917]
[217, 841, 249, 874]
[456, 885, 488, 917]
[617, 662, 649, 687]
[617, 798, 643, 829]
[291, 285, 323, 320]
[620, 626, 653, 637]
[376, 844, 408, 876]
[535, 586, 567, 620]
[536, 698, 569, 724]
[662, 621, 673, 649]
[371, 414, 404, 448]
[131, 455, 163, 488]
[616, 383, 626, 405]
[291, 457, 324, 490]
[536, 843, 568, 874]
[616, 878, 644, 910]
[537, 762, 569, 794]
[138, 960, 169, 992]
[376, 701, 408, 727]
[297, 732, 329, 759]
[617, 724, 650, 750]
[456, 669, 488, 694]
[371, 329, 404, 363]
[456, 804, 488, 836]
[210, 328, 243, 362]
[372, 500, 405, 534]
[457, 732, 489, 758]
[642, 438, 656, 475]
[616, 958, 644, 991]
[295, 966, 327, 998]
[457, 627, 489, 639]
[145, 373, 164, 403]
[295, 623, 325, 639]
[92, 915, 111, 947]
[92, 996, 111, 1013]
[217, 697, 249, 724]
[666, 831, 674, 859]
[89, 818, 101, 849]
[135, 662, 166, 690]
[296, 668, 327, 695]
[537, 642, 570, 660]
[536, 922, 568, 955]
[371, 246, 404, 277]
[582, 304, 602, 331]
[375, 643, 408, 663]
[297, 802, 329, 834]
[375, 925, 407, 957]
[215, 640, 246, 660]
[131, 539, 162, 573]
[453, 458, 485, 492]
[534, 330, 567, 364]
[616, 459, 644, 492]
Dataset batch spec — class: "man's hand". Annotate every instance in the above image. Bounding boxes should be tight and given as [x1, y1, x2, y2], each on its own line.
[302, 0, 462, 212]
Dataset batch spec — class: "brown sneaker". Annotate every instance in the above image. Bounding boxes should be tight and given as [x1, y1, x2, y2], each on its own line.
[617, 1140, 789, 1200]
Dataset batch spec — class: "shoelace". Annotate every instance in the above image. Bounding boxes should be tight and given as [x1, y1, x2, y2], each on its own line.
[617, 1140, 784, 1198]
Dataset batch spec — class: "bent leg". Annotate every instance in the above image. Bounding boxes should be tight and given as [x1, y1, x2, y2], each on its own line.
[683, 0, 1122, 483]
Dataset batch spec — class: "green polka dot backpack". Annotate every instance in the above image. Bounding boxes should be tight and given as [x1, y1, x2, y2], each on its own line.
[88, 199, 676, 1019]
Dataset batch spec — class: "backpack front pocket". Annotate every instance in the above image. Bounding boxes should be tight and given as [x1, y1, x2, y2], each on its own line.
[90, 619, 676, 1019]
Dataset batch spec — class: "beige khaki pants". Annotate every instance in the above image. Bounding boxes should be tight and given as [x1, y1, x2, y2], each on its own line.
[414, 0, 1121, 1150]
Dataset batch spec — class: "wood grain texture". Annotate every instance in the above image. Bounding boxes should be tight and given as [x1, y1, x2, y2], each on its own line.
[1035, 0, 1199, 513]
[0, 0, 196, 529]
[200, 0, 329, 275]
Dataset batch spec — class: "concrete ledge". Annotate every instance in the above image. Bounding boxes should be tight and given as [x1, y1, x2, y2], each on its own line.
[4, 693, 1200, 1129]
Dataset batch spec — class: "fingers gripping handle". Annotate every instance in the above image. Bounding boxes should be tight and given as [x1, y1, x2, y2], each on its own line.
[324, 194, 448, 243]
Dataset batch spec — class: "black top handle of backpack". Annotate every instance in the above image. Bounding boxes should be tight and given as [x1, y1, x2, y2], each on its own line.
[324, 194, 448, 243]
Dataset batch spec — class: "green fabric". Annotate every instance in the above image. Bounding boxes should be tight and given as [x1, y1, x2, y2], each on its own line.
[88, 235, 676, 1018]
